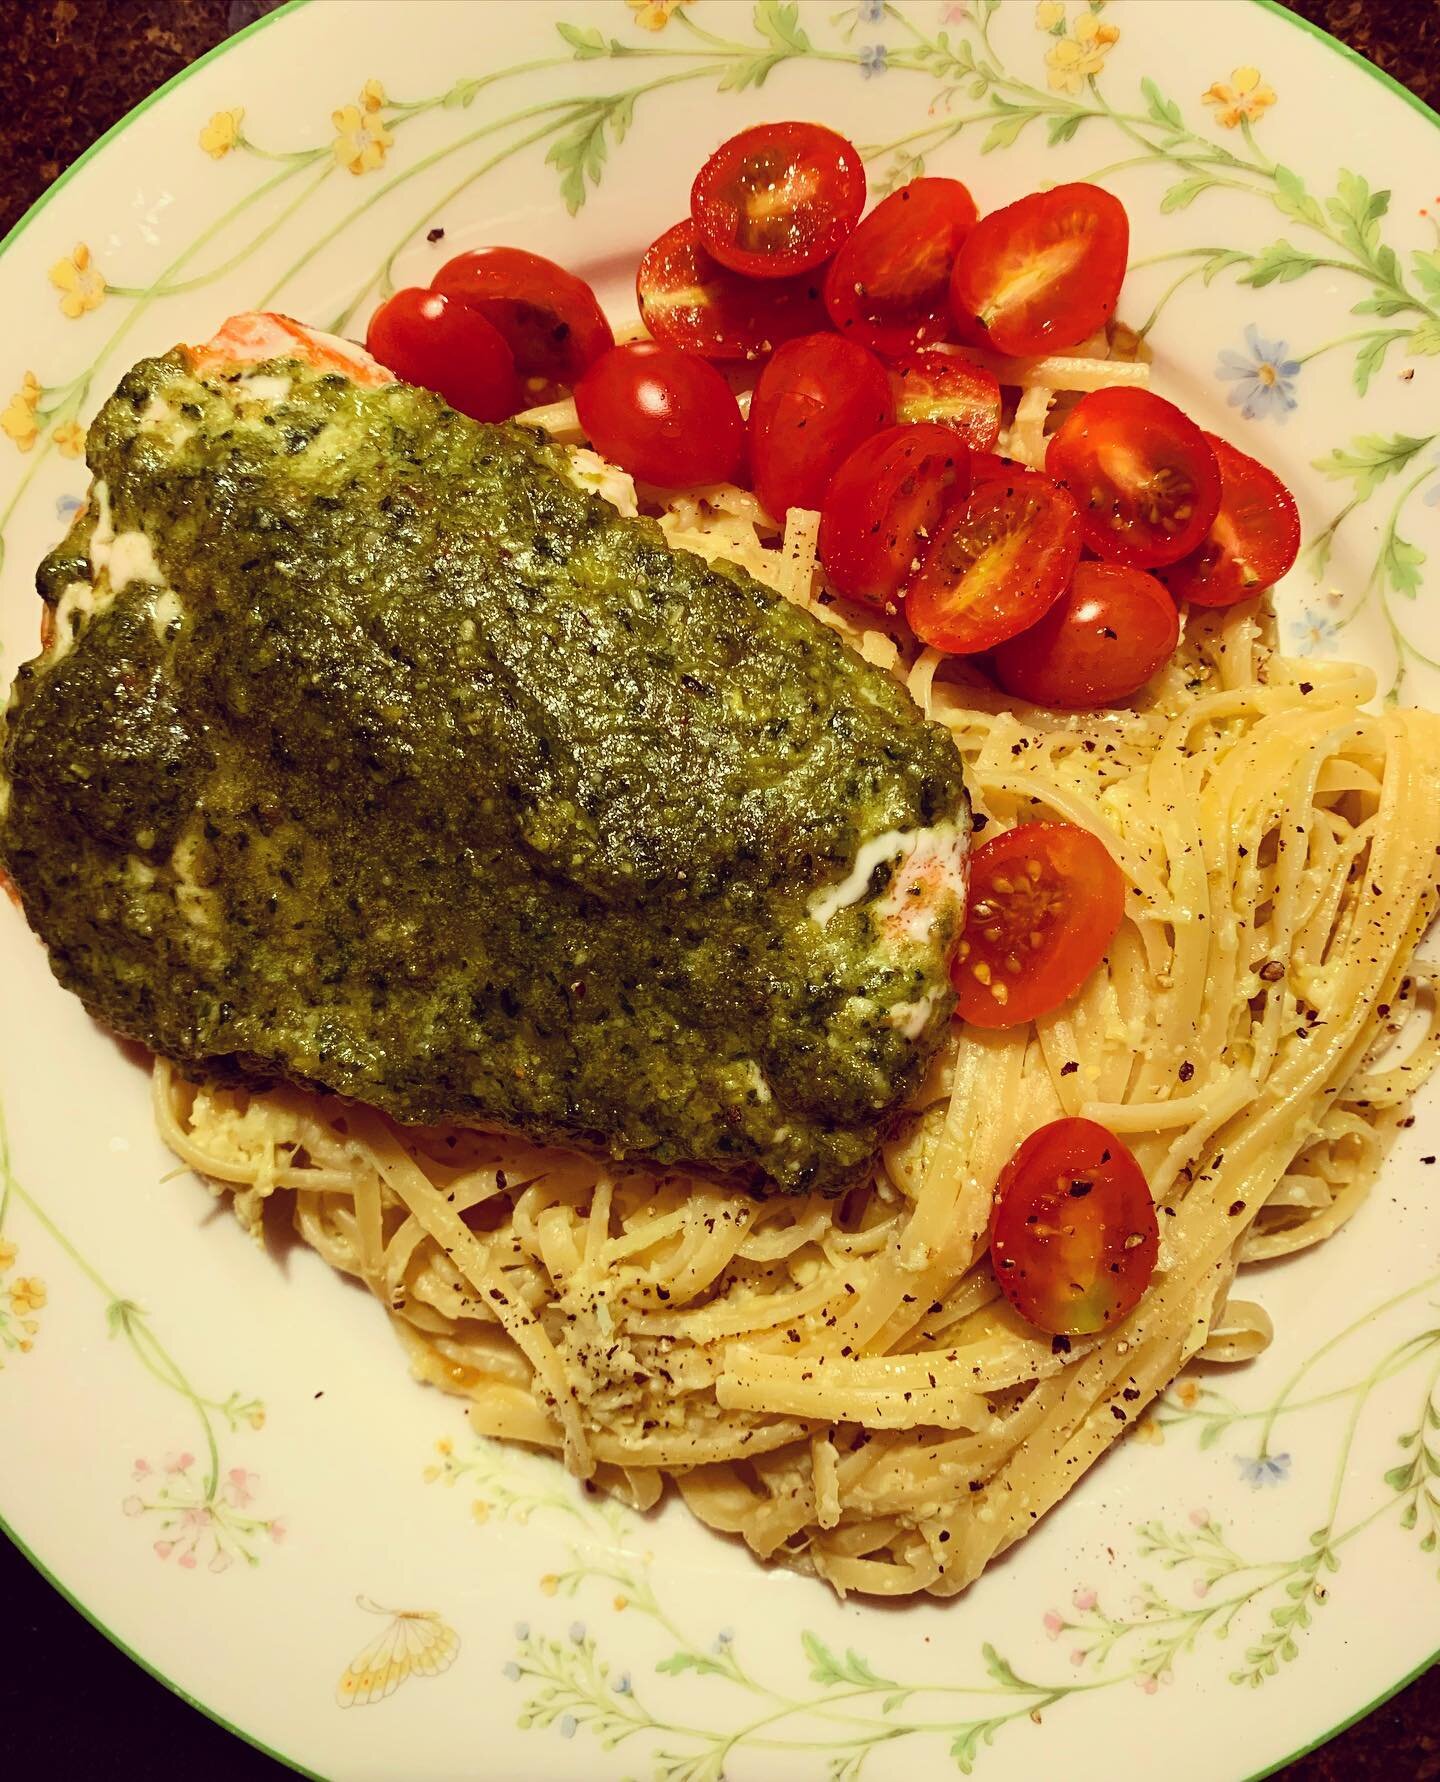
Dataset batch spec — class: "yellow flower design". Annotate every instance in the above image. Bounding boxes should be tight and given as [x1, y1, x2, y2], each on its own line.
[1045, 9, 1119, 93]
[9, 1276, 47, 1315]
[0, 1238, 17, 1271]
[1, 371, 41, 453]
[199, 107, 244, 159]
[332, 104, 394, 176]
[627, 0, 685, 28]
[1202, 65, 1277, 129]
[52, 420, 85, 459]
[1034, 0, 1065, 29]
[360, 78, 387, 112]
[1131, 1412, 1165, 1446]
[49, 243, 106, 318]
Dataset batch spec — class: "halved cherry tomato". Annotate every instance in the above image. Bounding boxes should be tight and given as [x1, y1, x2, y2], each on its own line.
[1045, 388, 1221, 569]
[990, 1116, 1159, 1337]
[892, 351, 1002, 452]
[574, 341, 744, 487]
[823, 177, 978, 358]
[952, 821, 1125, 1028]
[949, 183, 1129, 358]
[904, 467, 1081, 654]
[749, 332, 893, 519]
[991, 559, 1180, 709]
[1158, 433, 1301, 607]
[431, 246, 613, 386]
[636, 219, 828, 362]
[365, 287, 520, 421]
[818, 424, 971, 608]
[691, 121, 865, 279]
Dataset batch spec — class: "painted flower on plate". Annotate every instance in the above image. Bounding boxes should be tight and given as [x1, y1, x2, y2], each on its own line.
[1203, 65, 1277, 128]
[1236, 1451, 1292, 1487]
[859, 43, 888, 77]
[1035, 0, 1065, 30]
[1216, 324, 1300, 421]
[1045, 10, 1120, 94]
[1, 371, 41, 452]
[199, 108, 244, 159]
[48, 243, 106, 318]
[858, 0, 886, 20]
[0, 1237, 16, 1271]
[8, 1276, 46, 1314]
[360, 78, 387, 112]
[1288, 606, 1338, 653]
[626, 0, 685, 28]
[52, 421, 85, 460]
[332, 104, 393, 175]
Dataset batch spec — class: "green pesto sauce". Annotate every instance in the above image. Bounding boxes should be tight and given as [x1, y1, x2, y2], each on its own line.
[0, 353, 969, 1193]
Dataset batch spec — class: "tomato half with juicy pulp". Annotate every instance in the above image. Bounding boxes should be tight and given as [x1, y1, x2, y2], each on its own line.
[949, 183, 1129, 357]
[818, 424, 971, 608]
[990, 559, 1180, 709]
[1158, 433, 1301, 607]
[1045, 387, 1221, 570]
[823, 177, 979, 359]
[904, 467, 1081, 654]
[749, 332, 893, 519]
[574, 341, 744, 487]
[365, 287, 521, 421]
[431, 246, 613, 387]
[691, 121, 865, 279]
[636, 218, 828, 362]
[991, 1116, 1159, 1337]
[951, 821, 1125, 1028]
[892, 351, 1002, 452]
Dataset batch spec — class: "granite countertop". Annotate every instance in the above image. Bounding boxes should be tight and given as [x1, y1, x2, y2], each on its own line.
[0, 1, 1436, 1777]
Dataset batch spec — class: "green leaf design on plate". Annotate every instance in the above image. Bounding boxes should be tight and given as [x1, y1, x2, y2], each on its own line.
[1239, 239, 1322, 286]
[1313, 432, 1433, 500]
[801, 1631, 898, 1690]
[1140, 76, 1183, 132]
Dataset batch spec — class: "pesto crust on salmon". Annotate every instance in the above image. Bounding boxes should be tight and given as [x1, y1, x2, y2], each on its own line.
[0, 334, 970, 1193]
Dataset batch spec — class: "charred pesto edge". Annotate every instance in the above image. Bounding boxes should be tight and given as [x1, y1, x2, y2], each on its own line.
[0, 351, 969, 1195]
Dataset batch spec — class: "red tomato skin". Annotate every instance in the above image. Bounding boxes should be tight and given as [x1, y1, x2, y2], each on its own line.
[574, 341, 744, 487]
[818, 424, 972, 607]
[365, 288, 521, 421]
[990, 1117, 1159, 1336]
[949, 183, 1129, 358]
[1045, 388, 1222, 570]
[891, 351, 1002, 451]
[951, 821, 1125, 1028]
[823, 178, 979, 359]
[1159, 433, 1301, 607]
[431, 247, 613, 385]
[991, 559, 1180, 709]
[691, 121, 866, 279]
[749, 333, 894, 520]
[636, 219, 828, 362]
[905, 468, 1082, 655]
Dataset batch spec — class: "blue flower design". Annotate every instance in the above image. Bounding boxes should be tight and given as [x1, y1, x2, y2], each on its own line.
[1216, 324, 1301, 423]
[1236, 1451, 1292, 1487]
[513, 1619, 529, 1640]
[1287, 607, 1338, 654]
[859, 43, 888, 77]
[569, 1620, 586, 1644]
[615, 1671, 633, 1696]
[559, 1713, 577, 1739]
[55, 492, 83, 521]
[858, 0, 886, 19]
[502, 1660, 521, 1682]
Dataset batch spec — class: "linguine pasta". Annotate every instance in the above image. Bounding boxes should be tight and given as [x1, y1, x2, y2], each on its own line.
[154, 356, 1440, 1598]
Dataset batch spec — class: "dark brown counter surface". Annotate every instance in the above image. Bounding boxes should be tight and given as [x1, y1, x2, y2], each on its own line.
[0, 1, 1437, 1778]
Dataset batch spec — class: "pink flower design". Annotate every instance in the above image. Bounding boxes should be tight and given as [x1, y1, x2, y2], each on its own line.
[132, 1459, 151, 1480]
[1136, 1674, 1159, 1695]
[268, 1518, 288, 1544]
[1188, 1507, 1211, 1527]
[1193, 1578, 1210, 1598]
[1070, 1648, 1087, 1667]
[222, 1467, 258, 1509]
[1043, 1610, 1064, 1639]
[209, 1551, 233, 1574]
[1072, 1586, 1097, 1613]
[178, 1552, 197, 1570]
[941, 1, 972, 18]
[153, 1540, 174, 1561]
[121, 1495, 145, 1518]
[164, 1451, 195, 1475]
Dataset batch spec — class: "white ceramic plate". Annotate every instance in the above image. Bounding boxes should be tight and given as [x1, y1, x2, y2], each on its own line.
[2, 3, 1437, 1777]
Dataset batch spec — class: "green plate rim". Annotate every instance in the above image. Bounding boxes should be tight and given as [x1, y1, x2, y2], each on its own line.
[0, 2, 1433, 1777]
